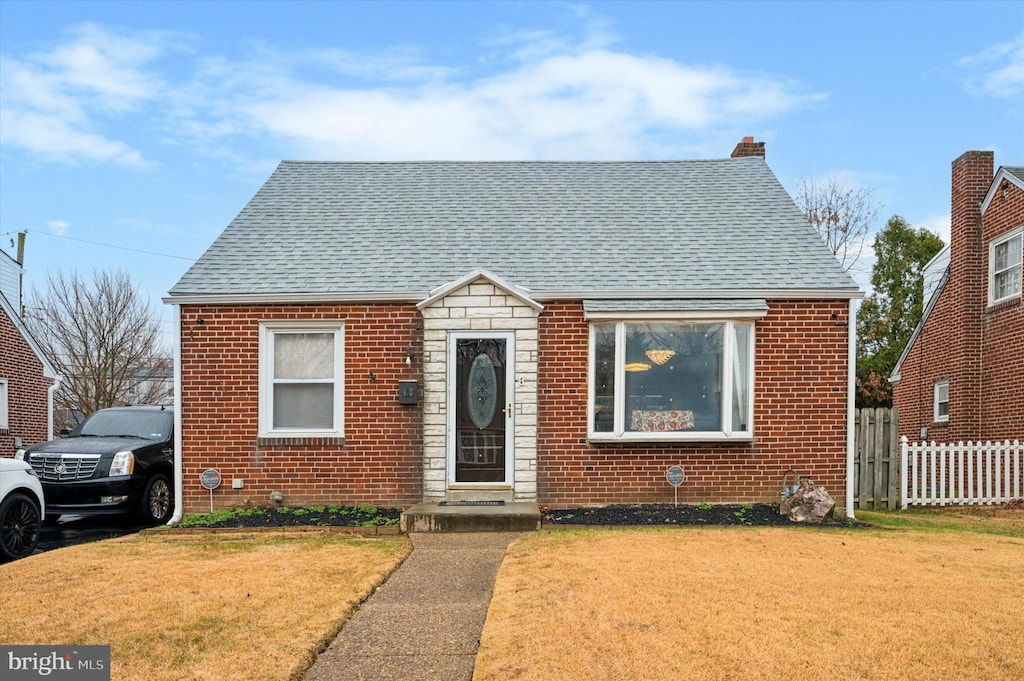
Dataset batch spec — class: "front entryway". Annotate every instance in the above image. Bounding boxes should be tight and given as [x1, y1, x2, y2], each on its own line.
[417, 271, 541, 503]
[448, 332, 515, 489]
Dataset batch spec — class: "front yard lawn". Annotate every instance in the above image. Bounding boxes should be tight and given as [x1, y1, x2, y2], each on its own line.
[475, 506, 1024, 681]
[0, 531, 410, 680]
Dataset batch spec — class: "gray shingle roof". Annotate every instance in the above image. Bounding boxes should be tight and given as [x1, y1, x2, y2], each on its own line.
[169, 158, 859, 300]
[1005, 167, 1024, 182]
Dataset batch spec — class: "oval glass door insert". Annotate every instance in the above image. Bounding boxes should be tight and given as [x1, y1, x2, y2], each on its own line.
[468, 353, 498, 428]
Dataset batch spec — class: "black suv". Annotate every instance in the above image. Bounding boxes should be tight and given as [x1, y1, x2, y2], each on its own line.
[15, 406, 174, 524]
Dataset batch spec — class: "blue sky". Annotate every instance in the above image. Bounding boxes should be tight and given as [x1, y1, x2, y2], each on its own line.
[1, 1, 1022, 346]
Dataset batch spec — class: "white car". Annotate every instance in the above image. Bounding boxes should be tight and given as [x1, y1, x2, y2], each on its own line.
[0, 457, 45, 560]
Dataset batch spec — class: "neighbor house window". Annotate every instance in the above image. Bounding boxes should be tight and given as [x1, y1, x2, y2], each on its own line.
[933, 380, 949, 423]
[0, 378, 8, 430]
[259, 321, 344, 437]
[590, 320, 755, 441]
[990, 228, 1022, 305]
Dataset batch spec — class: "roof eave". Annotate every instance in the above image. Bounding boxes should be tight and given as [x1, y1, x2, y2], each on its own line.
[164, 286, 863, 307]
[0, 293, 59, 381]
[889, 268, 949, 383]
[981, 166, 1024, 215]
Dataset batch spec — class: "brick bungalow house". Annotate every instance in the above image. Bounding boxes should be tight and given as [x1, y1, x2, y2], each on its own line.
[165, 138, 861, 517]
[1, 249, 58, 454]
[892, 151, 1023, 442]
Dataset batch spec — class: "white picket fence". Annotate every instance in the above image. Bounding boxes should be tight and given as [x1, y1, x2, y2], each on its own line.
[900, 437, 1023, 508]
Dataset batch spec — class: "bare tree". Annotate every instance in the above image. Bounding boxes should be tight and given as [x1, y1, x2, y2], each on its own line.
[794, 176, 881, 273]
[25, 269, 170, 431]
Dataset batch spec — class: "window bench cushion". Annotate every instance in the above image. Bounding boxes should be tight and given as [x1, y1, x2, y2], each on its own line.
[630, 409, 695, 432]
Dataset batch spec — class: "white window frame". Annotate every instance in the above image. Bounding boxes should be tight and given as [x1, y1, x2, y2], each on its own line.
[258, 320, 345, 438]
[988, 226, 1023, 306]
[933, 380, 949, 423]
[0, 378, 8, 430]
[587, 318, 756, 443]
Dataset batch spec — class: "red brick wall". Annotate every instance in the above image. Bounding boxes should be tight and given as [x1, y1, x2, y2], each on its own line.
[0, 305, 52, 453]
[536, 300, 851, 506]
[892, 281, 958, 441]
[894, 154, 1023, 442]
[979, 178, 1024, 440]
[179, 303, 423, 512]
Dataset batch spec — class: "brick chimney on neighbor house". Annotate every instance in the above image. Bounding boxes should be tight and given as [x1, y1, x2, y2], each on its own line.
[948, 150, 995, 435]
[731, 136, 766, 158]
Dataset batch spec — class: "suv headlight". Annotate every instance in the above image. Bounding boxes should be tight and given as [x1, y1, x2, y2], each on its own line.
[14, 448, 26, 461]
[110, 451, 135, 476]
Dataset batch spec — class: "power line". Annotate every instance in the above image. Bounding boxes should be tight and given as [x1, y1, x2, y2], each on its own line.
[5, 230, 197, 261]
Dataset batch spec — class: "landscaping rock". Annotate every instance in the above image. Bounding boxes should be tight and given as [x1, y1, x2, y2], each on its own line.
[779, 478, 836, 523]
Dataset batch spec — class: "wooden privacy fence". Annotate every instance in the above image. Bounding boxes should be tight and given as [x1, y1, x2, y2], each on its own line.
[901, 438, 1023, 508]
[853, 408, 900, 510]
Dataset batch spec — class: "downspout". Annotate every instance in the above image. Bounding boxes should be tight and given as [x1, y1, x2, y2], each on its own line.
[845, 298, 857, 519]
[46, 380, 59, 440]
[167, 302, 184, 525]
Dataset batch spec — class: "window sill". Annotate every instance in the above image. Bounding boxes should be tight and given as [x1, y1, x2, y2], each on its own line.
[986, 296, 1020, 312]
[588, 433, 754, 445]
[256, 435, 346, 447]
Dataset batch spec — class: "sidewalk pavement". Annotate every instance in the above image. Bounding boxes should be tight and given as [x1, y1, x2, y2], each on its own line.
[303, 532, 522, 681]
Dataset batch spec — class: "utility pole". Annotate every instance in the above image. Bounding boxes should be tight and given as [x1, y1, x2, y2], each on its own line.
[15, 231, 26, 316]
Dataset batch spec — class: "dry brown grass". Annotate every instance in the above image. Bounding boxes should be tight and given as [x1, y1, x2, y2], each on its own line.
[476, 520, 1024, 681]
[0, 530, 410, 681]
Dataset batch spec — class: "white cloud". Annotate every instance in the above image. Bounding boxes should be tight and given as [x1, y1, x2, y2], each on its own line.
[227, 48, 822, 161]
[0, 22, 172, 166]
[2, 15, 823, 167]
[1, 109, 145, 166]
[956, 31, 1024, 98]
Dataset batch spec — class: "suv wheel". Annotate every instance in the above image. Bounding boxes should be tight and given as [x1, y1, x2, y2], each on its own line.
[138, 474, 173, 524]
[0, 492, 42, 561]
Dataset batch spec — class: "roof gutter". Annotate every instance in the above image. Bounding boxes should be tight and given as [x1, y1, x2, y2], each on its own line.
[163, 287, 864, 307]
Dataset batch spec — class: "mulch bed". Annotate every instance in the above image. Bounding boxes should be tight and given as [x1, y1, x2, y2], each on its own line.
[186, 507, 402, 529]
[541, 503, 870, 528]
[182, 503, 870, 529]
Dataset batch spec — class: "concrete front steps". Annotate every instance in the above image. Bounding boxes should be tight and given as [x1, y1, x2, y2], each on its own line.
[400, 501, 541, 533]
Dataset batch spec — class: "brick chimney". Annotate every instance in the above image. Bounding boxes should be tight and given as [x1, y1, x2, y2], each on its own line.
[731, 136, 765, 159]
[948, 150, 994, 435]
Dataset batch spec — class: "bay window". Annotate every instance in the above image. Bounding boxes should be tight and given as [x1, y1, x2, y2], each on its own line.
[590, 318, 755, 441]
[259, 321, 344, 437]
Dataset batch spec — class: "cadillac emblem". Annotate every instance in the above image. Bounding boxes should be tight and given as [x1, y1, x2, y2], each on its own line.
[55, 463, 67, 474]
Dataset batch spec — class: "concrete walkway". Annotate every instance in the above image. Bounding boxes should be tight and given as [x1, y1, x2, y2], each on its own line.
[304, 532, 522, 681]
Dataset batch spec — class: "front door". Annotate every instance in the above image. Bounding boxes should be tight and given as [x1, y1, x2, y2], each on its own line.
[448, 332, 514, 488]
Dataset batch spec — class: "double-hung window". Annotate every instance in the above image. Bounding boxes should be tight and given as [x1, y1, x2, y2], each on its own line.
[259, 321, 344, 437]
[933, 380, 949, 423]
[989, 228, 1022, 305]
[588, 307, 758, 441]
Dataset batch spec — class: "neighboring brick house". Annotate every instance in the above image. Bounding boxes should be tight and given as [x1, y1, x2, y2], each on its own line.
[0, 250, 58, 454]
[892, 151, 1024, 442]
[166, 139, 861, 515]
